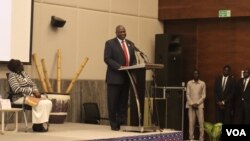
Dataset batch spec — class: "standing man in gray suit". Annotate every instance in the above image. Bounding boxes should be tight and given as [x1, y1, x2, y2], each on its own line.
[104, 25, 137, 131]
[186, 69, 206, 141]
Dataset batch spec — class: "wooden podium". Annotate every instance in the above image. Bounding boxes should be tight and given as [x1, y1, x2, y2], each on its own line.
[119, 63, 164, 132]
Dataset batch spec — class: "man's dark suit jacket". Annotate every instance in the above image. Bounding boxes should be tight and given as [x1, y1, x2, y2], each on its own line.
[234, 78, 250, 124]
[214, 75, 235, 108]
[104, 38, 137, 85]
[214, 75, 236, 124]
[237, 78, 250, 105]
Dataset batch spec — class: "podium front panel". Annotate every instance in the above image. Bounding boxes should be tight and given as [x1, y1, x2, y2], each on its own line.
[129, 69, 146, 126]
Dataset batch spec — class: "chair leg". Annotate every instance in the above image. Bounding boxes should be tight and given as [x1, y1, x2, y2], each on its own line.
[22, 110, 28, 132]
[4, 110, 29, 132]
[5, 112, 15, 130]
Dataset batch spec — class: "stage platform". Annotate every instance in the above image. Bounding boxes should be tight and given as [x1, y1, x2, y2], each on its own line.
[0, 122, 183, 141]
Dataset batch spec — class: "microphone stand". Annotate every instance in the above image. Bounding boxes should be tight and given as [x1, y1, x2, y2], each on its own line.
[139, 52, 149, 63]
[134, 46, 162, 132]
[133, 46, 149, 63]
[152, 69, 163, 132]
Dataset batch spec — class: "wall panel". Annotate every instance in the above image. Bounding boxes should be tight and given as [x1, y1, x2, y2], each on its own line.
[77, 10, 109, 80]
[139, 0, 158, 18]
[78, 0, 109, 12]
[110, 0, 138, 16]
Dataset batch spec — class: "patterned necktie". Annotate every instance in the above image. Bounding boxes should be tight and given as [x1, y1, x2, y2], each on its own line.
[121, 40, 129, 66]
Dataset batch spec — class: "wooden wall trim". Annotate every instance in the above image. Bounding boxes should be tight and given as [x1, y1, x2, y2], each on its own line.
[159, 0, 250, 20]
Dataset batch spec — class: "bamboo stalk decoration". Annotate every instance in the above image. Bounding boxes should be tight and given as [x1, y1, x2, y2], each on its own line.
[41, 59, 53, 92]
[66, 57, 89, 94]
[57, 49, 61, 93]
[32, 54, 48, 92]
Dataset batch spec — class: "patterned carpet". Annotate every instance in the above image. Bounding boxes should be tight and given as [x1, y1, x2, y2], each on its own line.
[89, 132, 183, 141]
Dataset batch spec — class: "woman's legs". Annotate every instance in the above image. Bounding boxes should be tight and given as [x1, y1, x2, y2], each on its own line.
[32, 99, 52, 132]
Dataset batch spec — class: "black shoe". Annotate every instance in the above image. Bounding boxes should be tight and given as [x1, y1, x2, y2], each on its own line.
[40, 124, 48, 132]
[32, 124, 38, 131]
[33, 124, 48, 132]
[33, 124, 42, 132]
[111, 127, 120, 131]
[111, 125, 120, 131]
[110, 121, 120, 131]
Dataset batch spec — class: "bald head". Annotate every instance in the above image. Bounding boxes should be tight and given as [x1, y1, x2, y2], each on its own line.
[115, 25, 126, 40]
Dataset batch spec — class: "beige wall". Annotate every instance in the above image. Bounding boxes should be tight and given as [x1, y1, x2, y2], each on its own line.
[0, 0, 163, 80]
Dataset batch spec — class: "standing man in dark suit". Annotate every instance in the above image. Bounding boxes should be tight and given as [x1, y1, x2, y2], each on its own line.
[234, 68, 250, 124]
[104, 25, 137, 131]
[214, 65, 236, 124]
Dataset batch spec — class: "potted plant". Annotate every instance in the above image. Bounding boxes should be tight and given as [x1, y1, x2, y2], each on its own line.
[204, 122, 222, 141]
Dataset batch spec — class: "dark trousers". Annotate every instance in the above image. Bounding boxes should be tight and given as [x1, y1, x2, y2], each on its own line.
[107, 83, 129, 129]
[216, 106, 232, 124]
[234, 101, 250, 124]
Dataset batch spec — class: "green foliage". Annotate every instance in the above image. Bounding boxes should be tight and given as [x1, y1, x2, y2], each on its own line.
[204, 122, 222, 141]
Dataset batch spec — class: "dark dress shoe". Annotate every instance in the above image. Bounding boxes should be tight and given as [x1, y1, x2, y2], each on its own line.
[110, 121, 120, 131]
[111, 125, 120, 131]
[111, 127, 120, 131]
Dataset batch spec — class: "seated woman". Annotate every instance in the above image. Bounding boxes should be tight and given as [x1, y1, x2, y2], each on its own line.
[7, 59, 52, 132]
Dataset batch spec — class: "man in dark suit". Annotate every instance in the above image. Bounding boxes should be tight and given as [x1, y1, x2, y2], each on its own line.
[214, 65, 236, 124]
[104, 25, 137, 131]
[234, 68, 250, 124]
